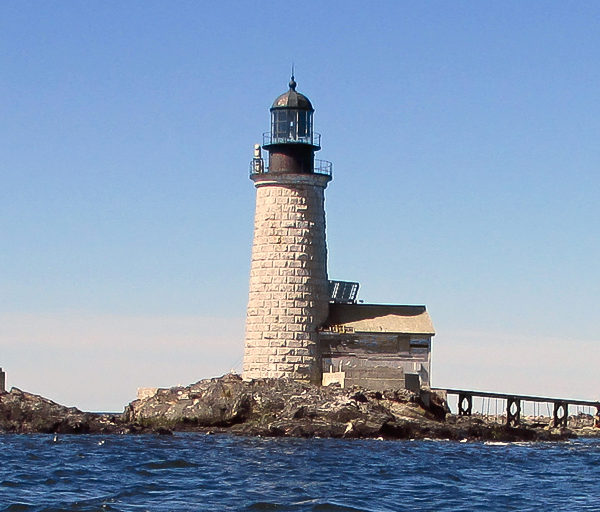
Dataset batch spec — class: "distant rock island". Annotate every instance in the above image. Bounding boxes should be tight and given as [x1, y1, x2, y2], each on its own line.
[0, 387, 120, 434]
[2, 374, 596, 441]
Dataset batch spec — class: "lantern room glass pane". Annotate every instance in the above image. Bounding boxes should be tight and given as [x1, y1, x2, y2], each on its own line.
[272, 110, 290, 139]
[271, 110, 313, 143]
[297, 111, 308, 138]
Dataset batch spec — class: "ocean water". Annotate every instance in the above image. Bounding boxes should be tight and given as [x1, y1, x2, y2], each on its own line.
[1, 434, 598, 512]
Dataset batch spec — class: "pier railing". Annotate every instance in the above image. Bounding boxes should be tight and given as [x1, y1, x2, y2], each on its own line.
[435, 388, 600, 428]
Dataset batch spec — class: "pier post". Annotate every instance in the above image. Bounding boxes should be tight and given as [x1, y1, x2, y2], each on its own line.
[458, 393, 472, 416]
[506, 397, 521, 427]
[553, 401, 568, 428]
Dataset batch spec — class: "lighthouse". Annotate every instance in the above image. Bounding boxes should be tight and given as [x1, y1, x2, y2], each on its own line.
[243, 76, 332, 384]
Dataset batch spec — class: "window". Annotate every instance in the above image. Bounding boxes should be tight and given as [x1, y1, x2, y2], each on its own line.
[272, 110, 291, 140]
[297, 111, 308, 137]
[271, 110, 313, 142]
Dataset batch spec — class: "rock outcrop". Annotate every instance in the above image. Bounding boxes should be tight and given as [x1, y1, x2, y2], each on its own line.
[123, 374, 572, 441]
[0, 376, 586, 440]
[0, 388, 122, 434]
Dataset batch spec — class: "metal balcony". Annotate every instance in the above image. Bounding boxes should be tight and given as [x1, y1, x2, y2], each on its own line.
[314, 159, 333, 176]
[262, 132, 321, 148]
[249, 158, 332, 177]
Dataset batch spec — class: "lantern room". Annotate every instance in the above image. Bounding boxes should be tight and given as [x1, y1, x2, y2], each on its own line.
[251, 75, 331, 177]
[268, 76, 316, 146]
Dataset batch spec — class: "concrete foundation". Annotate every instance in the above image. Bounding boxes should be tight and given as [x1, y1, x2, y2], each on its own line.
[322, 367, 405, 391]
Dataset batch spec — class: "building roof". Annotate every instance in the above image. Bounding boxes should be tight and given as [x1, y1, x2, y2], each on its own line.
[271, 77, 314, 111]
[322, 303, 435, 335]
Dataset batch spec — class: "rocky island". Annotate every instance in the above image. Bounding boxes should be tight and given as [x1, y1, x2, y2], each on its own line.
[2, 374, 594, 441]
[0, 386, 121, 434]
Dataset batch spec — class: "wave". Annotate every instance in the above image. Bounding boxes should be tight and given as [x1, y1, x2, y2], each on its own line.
[141, 459, 198, 470]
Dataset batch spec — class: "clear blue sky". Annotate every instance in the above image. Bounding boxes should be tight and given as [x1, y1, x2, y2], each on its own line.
[2, 1, 599, 411]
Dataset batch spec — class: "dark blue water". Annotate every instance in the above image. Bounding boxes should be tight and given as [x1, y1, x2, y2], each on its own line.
[1, 434, 598, 512]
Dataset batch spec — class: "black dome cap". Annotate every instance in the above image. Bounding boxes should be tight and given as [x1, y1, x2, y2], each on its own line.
[271, 76, 314, 111]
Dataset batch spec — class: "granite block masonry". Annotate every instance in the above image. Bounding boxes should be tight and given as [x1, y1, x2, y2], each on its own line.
[243, 76, 332, 384]
[244, 173, 330, 382]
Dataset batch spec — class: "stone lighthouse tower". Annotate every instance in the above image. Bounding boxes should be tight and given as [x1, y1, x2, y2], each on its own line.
[243, 76, 332, 384]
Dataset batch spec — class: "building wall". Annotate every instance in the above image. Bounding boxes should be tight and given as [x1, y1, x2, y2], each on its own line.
[0, 368, 5, 393]
[243, 173, 330, 383]
[320, 332, 431, 389]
